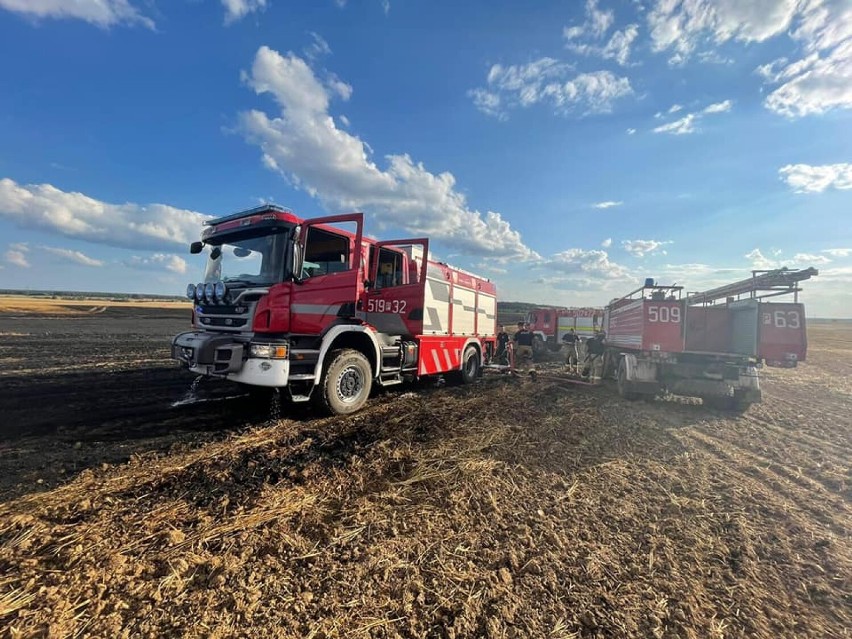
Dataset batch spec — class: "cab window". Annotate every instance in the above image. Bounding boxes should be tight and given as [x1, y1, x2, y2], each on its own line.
[375, 247, 404, 289]
[302, 227, 350, 279]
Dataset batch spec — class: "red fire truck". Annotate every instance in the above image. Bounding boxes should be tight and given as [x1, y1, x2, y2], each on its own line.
[524, 307, 603, 353]
[172, 205, 497, 415]
[603, 268, 818, 411]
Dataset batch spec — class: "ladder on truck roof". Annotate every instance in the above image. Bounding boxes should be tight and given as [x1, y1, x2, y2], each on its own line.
[685, 267, 819, 306]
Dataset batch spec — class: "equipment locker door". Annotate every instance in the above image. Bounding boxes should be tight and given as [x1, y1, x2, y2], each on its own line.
[290, 213, 364, 335]
[365, 238, 429, 336]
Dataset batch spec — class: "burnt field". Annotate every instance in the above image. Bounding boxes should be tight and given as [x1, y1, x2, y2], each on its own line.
[0, 302, 849, 638]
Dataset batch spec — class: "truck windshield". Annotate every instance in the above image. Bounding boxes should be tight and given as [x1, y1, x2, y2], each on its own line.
[202, 228, 292, 286]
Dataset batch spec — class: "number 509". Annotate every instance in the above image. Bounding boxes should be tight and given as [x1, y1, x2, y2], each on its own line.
[648, 306, 681, 323]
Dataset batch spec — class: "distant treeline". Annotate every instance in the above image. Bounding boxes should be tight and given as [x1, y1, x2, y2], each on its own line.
[0, 289, 185, 302]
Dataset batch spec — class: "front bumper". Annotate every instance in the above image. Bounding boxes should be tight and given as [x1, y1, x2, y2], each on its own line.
[171, 331, 290, 387]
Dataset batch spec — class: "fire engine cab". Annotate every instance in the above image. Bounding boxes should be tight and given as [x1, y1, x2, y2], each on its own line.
[172, 205, 497, 415]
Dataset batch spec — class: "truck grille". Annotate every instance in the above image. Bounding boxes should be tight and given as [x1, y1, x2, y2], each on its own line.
[196, 302, 256, 333]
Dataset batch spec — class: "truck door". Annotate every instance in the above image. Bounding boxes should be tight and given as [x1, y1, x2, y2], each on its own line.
[291, 213, 363, 335]
[758, 302, 807, 366]
[364, 238, 429, 336]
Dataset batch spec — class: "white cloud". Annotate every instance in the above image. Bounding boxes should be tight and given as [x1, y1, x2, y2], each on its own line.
[647, 0, 800, 58]
[0, 178, 209, 251]
[645, 0, 852, 117]
[543, 248, 629, 280]
[0, 0, 153, 28]
[746, 248, 837, 270]
[470, 58, 633, 119]
[601, 237, 612, 248]
[652, 99, 732, 134]
[569, 24, 641, 66]
[745, 248, 779, 269]
[468, 88, 505, 120]
[792, 252, 832, 265]
[779, 163, 852, 193]
[125, 254, 188, 274]
[563, 0, 639, 66]
[593, 200, 623, 209]
[4, 247, 30, 268]
[702, 99, 732, 114]
[762, 2, 852, 117]
[653, 112, 698, 134]
[326, 74, 353, 101]
[304, 32, 332, 61]
[8, 242, 28, 253]
[221, 0, 268, 24]
[622, 239, 671, 257]
[822, 248, 852, 257]
[239, 46, 537, 261]
[475, 262, 508, 275]
[42, 246, 103, 267]
[626, 127, 636, 134]
[563, 0, 615, 41]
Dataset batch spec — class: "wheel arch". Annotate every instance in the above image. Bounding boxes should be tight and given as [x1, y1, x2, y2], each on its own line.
[312, 325, 382, 386]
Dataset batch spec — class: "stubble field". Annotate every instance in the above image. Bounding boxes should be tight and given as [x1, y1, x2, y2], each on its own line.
[0, 299, 849, 638]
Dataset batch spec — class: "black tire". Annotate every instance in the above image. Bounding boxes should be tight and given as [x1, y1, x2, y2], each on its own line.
[617, 360, 640, 401]
[316, 349, 373, 415]
[450, 346, 480, 385]
[532, 336, 545, 355]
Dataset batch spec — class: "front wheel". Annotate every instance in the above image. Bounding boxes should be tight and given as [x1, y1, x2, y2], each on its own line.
[316, 349, 373, 415]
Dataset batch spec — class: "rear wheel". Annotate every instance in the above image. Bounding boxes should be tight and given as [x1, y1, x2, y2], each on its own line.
[617, 360, 640, 401]
[450, 346, 480, 385]
[316, 349, 373, 415]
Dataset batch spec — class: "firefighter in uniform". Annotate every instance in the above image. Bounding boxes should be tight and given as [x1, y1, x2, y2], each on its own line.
[513, 321, 536, 378]
[562, 328, 580, 371]
[583, 331, 606, 383]
[495, 325, 510, 365]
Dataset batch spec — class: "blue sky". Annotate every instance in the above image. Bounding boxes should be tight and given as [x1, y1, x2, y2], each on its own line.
[0, 0, 850, 316]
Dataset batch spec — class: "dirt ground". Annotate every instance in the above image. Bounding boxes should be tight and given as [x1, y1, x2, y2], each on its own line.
[0, 306, 849, 638]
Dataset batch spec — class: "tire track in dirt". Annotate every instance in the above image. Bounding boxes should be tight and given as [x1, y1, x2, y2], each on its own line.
[690, 411, 851, 497]
[677, 428, 850, 535]
[741, 413, 851, 462]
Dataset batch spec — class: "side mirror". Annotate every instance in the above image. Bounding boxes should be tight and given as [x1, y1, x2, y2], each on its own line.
[210, 246, 222, 260]
[364, 280, 373, 290]
[190, 241, 204, 254]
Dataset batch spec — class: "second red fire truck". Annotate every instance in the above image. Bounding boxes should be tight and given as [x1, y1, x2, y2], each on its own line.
[172, 205, 497, 415]
[524, 307, 603, 353]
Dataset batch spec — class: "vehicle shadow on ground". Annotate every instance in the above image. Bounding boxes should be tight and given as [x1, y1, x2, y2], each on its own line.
[0, 369, 719, 504]
[0, 366, 303, 501]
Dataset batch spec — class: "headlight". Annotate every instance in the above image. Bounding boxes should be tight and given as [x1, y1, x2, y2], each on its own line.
[186, 283, 196, 300]
[249, 343, 288, 359]
[204, 282, 215, 303]
[195, 283, 205, 302]
[214, 281, 227, 302]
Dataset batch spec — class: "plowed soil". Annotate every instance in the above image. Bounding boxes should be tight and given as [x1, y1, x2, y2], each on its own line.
[0, 306, 849, 639]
